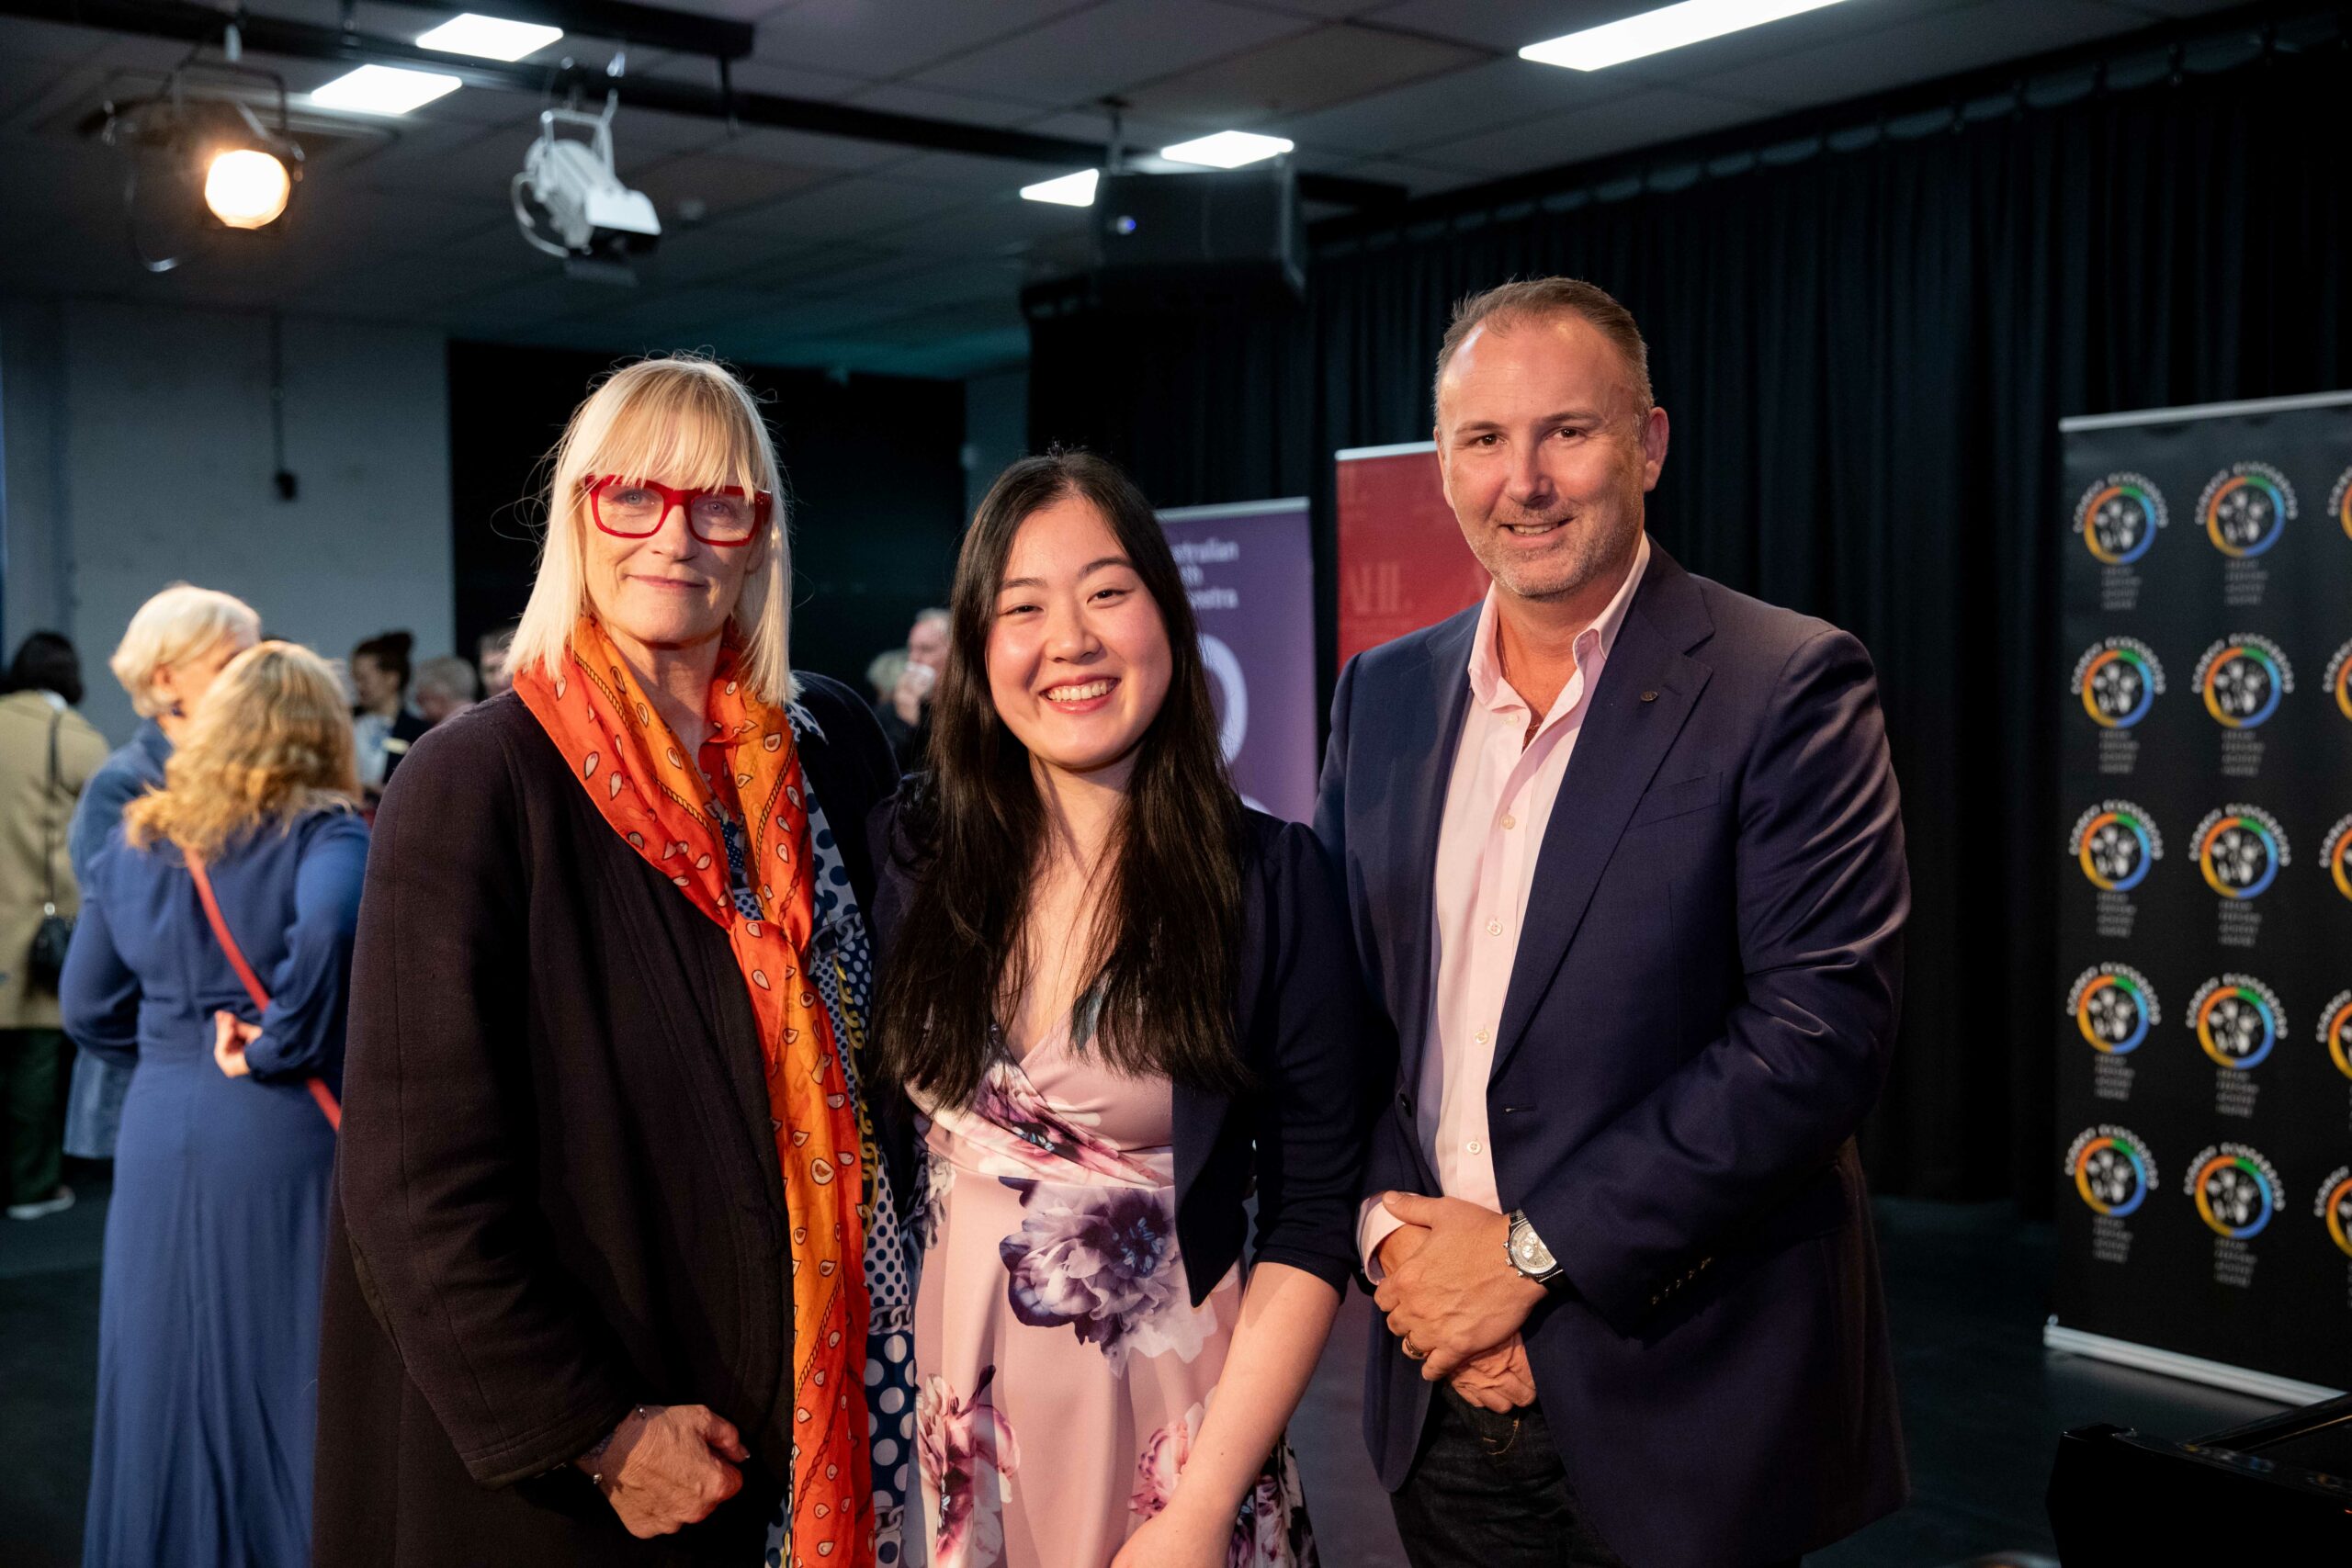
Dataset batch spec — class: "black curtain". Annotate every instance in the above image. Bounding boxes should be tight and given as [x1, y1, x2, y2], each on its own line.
[1026, 30, 2352, 1209]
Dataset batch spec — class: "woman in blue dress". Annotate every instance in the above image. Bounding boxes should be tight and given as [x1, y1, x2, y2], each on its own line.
[61, 639, 366, 1568]
[62, 582, 261, 1163]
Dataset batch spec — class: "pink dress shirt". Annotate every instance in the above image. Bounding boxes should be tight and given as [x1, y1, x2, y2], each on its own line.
[1360, 534, 1651, 1274]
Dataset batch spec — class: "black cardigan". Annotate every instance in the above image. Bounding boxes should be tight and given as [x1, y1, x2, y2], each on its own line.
[868, 797, 1379, 1303]
[313, 678, 900, 1568]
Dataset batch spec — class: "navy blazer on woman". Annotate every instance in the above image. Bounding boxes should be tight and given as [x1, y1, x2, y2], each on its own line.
[1317, 541, 1909, 1568]
[868, 801, 1376, 1302]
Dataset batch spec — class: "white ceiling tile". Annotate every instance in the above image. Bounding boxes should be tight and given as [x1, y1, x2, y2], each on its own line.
[746, 0, 1102, 78]
[1693, 0, 2155, 108]
[1280, 55, 1631, 157]
[1123, 20, 1484, 123]
[1417, 85, 1785, 175]
[908, 0, 1314, 107]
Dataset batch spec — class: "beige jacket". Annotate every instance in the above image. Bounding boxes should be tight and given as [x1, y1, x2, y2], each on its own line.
[0, 689, 108, 1027]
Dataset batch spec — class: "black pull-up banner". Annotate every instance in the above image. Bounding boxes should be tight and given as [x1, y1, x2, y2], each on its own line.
[2052, 391, 2352, 1402]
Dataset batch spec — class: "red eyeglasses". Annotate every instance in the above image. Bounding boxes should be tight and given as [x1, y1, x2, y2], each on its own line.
[583, 476, 772, 546]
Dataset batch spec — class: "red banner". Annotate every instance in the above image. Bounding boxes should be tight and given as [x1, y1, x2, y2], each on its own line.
[1334, 442, 1487, 666]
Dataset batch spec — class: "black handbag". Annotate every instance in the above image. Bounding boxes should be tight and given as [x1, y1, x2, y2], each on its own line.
[25, 709, 73, 991]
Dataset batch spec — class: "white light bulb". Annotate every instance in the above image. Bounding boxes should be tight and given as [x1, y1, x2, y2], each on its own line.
[205, 148, 292, 229]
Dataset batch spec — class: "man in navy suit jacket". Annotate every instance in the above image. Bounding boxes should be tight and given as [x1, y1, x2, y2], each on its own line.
[1316, 278, 1908, 1568]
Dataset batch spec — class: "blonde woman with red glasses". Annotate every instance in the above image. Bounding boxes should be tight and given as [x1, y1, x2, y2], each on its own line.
[313, 355, 912, 1568]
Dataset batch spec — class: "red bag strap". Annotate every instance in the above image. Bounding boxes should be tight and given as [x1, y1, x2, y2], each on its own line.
[187, 853, 342, 1132]
[187, 855, 272, 1010]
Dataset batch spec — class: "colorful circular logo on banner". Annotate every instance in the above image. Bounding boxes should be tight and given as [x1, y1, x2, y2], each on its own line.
[2067, 964, 2159, 1055]
[2198, 463, 2296, 558]
[2319, 991, 2352, 1081]
[2072, 639, 2165, 728]
[2193, 806, 2289, 899]
[2324, 816, 2352, 903]
[2330, 466, 2352, 546]
[2192, 636, 2293, 728]
[2075, 473, 2165, 565]
[2067, 1126, 2154, 1217]
[2188, 1145, 2279, 1238]
[2331, 642, 2352, 722]
[2070, 802, 2162, 892]
[2188, 976, 2282, 1069]
[2318, 1168, 2352, 1259]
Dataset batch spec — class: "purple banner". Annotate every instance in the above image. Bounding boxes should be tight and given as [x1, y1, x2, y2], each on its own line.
[1159, 498, 1317, 823]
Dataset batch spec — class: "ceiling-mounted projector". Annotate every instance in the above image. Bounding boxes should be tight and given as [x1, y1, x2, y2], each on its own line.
[512, 92, 659, 269]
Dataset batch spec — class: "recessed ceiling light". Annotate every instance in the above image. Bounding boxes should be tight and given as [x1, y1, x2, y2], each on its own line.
[416, 13, 565, 62]
[1159, 130, 1294, 169]
[309, 64, 464, 115]
[1021, 169, 1100, 207]
[1521, 0, 1854, 72]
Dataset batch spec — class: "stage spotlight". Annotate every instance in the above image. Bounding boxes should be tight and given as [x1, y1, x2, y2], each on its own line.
[512, 94, 661, 268]
[204, 147, 293, 229]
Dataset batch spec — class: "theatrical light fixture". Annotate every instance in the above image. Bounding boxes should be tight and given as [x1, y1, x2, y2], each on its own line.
[1021, 169, 1101, 207]
[416, 13, 566, 62]
[1521, 0, 1855, 72]
[203, 147, 293, 228]
[512, 94, 662, 267]
[1159, 130, 1294, 169]
[309, 63, 464, 115]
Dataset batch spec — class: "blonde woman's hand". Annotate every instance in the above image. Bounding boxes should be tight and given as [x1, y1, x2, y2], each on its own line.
[212, 1012, 260, 1077]
[579, 1404, 747, 1539]
[1109, 1492, 1232, 1568]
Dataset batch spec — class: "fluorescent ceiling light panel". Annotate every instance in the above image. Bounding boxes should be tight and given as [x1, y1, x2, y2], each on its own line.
[416, 13, 565, 61]
[1521, 0, 1854, 72]
[1159, 130, 1295, 169]
[309, 64, 464, 114]
[1021, 169, 1100, 207]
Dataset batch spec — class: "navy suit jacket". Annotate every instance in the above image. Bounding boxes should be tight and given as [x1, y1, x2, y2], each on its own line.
[1317, 541, 1908, 1568]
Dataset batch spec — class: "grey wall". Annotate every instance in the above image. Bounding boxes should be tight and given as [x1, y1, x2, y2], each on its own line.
[2, 297, 453, 744]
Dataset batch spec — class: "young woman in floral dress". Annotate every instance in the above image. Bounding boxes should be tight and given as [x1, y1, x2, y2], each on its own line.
[870, 452, 1374, 1568]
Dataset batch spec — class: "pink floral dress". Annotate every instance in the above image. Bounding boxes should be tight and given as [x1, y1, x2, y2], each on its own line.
[910, 1010, 1317, 1568]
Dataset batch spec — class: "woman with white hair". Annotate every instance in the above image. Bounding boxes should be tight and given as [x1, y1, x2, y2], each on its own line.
[62, 582, 260, 1161]
[314, 355, 910, 1568]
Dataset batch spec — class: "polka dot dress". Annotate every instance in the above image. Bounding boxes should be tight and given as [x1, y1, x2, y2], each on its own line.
[754, 705, 924, 1568]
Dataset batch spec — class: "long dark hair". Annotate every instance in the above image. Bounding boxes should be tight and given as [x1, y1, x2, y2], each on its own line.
[873, 451, 1248, 1106]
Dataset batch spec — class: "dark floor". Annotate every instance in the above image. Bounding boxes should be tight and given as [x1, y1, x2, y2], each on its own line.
[0, 1188, 2287, 1567]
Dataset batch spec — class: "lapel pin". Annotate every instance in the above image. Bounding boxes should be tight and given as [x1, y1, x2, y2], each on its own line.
[1640, 690, 1659, 703]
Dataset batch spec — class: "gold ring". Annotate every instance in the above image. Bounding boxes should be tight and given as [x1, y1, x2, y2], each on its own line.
[1401, 1335, 1427, 1360]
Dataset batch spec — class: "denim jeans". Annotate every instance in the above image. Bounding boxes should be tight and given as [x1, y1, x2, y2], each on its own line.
[1390, 1385, 1632, 1568]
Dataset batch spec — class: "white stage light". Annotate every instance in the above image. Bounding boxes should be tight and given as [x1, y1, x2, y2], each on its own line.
[1021, 169, 1100, 207]
[417, 13, 565, 62]
[1159, 130, 1294, 169]
[309, 64, 463, 115]
[203, 148, 293, 229]
[1521, 0, 1854, 72]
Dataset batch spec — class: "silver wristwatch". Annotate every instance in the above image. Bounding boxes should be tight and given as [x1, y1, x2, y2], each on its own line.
[1506, 1210, 1564, 1285]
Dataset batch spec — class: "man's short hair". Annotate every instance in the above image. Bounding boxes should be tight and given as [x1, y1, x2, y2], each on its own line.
[912, 606, 950, 632]
[1434, 276, 1654, 417]
[413, 655, 480, 706]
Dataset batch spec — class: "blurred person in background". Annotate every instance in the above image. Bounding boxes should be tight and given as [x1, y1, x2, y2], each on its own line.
[63, 583, 262, 1166]
[350, 629, 429, 797]
[313, 355, 908, 1568]
[865, 646, 908, 711]
[412, 654, 481, 726]
[0, 632, 107, 1220]
[876, 605, 949, 772]
[479, 623, 518, 699]
[62, 640, 366, 1568]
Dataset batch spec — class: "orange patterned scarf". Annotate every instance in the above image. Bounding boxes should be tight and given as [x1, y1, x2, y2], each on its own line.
[515, 616, 871, 1565]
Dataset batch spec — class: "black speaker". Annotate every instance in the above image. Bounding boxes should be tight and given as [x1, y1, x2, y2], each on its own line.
[1088, 166, 1304, 305]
